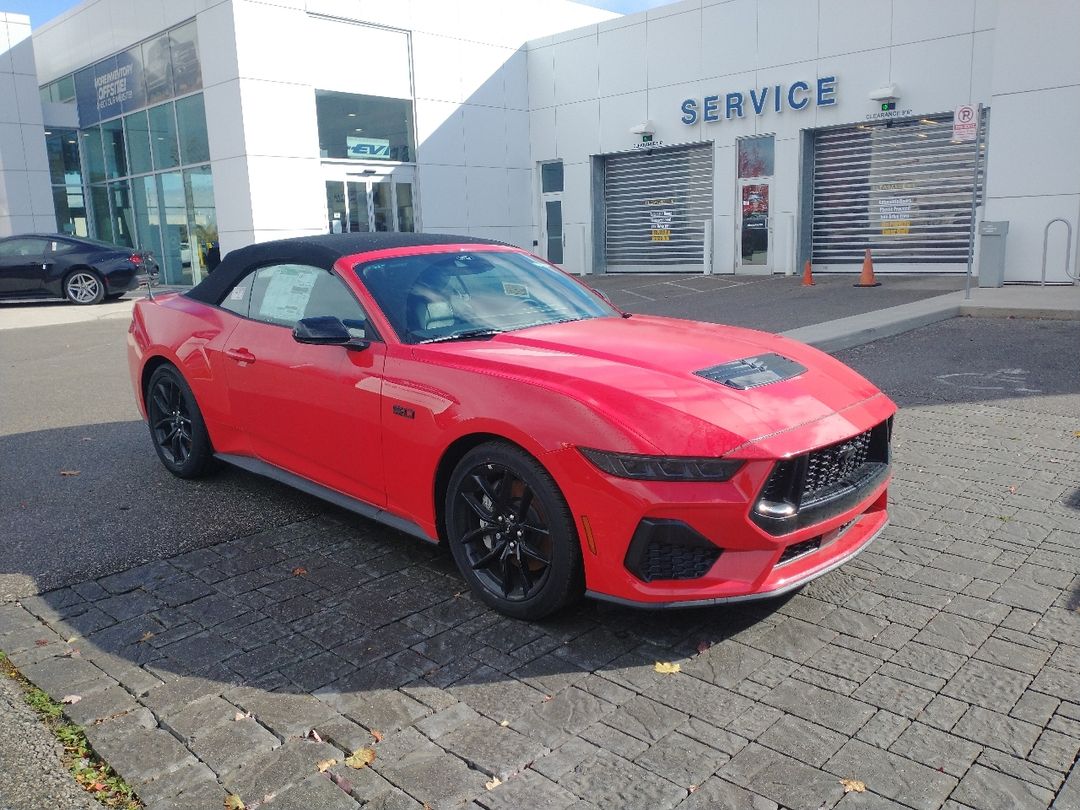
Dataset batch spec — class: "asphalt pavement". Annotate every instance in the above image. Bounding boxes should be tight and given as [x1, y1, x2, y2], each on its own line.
[586, 272, 965, 333]
[0, 319, 328, 600]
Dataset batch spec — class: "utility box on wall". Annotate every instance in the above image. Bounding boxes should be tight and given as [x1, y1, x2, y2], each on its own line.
[977, 220, 1009, 288]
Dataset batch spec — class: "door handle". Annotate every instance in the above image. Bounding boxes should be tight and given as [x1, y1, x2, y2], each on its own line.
[225, 347, 256, 364]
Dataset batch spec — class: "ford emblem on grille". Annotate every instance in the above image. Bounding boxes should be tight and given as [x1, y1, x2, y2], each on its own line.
[695, 353, 807, 390]
[836, 442, 859, 473]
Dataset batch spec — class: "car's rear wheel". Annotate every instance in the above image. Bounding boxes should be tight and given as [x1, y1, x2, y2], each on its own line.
[445, 442, 584, 620]
[146, 365, 216, 479]
[63, 270, 105, 305]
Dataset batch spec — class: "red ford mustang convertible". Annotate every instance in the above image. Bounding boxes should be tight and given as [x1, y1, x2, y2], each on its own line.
[128, 234, 895, 619]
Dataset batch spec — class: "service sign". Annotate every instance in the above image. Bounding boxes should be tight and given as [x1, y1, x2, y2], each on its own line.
[953, 105, 977, 142]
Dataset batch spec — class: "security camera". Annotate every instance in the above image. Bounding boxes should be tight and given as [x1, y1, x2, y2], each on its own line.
[868, 84, 899, 102]
[629, 120, 655, 135]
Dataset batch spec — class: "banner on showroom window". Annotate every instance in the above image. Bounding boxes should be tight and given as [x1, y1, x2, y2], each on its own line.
[74, 50, 146, 125]
[347, 137, 392, 159]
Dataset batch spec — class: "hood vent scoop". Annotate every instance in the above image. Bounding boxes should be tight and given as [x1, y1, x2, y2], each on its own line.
[695, 353, 807, 390]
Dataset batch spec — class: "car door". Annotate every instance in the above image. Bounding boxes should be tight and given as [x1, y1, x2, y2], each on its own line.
[221, 262, 387, 507]
[0, 237, 50, 295]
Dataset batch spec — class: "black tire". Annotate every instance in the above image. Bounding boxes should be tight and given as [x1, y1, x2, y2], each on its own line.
[145, 365, 217, 479]
[444, 441, 584, 620]
[63, 269, 106, 305]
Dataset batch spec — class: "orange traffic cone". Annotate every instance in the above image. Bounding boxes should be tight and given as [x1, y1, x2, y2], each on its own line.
[801, 259, 815, 286]
[854, 249, 881, 287]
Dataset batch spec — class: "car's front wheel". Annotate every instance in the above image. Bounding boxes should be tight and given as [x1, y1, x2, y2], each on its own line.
[63, 270, 105, 304]
[146, 365, 216, 479]
[445, 442, 584, 620]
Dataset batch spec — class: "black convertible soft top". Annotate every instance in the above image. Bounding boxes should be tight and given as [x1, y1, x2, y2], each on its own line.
[185, 232, 507, 305]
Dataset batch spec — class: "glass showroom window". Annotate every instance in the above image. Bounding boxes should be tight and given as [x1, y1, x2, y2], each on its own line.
[45, 129, 88, 237]
[315, 90, 415, 162]
[76, 94, 217, 286]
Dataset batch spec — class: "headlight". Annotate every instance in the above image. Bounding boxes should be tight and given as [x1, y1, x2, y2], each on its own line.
[579, 448, 743, 481]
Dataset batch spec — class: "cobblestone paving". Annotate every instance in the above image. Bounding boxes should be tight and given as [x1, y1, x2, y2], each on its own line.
[1, 400, 1078, 810]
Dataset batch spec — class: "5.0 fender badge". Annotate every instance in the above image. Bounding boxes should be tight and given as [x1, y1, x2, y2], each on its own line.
[392, 404, 416, 419]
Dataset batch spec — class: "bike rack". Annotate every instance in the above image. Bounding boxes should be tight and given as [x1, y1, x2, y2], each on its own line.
[1040, 218, 1075, 285]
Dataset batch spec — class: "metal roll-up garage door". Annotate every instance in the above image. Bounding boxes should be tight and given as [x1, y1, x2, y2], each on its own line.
[812, 113, 987, 271]
[603, 143, 713, 272]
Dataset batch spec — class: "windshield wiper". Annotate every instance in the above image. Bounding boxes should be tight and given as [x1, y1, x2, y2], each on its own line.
[420, 329, 502, 344]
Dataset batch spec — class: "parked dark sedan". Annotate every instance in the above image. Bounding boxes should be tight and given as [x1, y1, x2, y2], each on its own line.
[0, 234, 154, 305]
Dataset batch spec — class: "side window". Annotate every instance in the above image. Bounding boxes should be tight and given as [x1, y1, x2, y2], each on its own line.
[48, 240, 78, 255]
[249, 264, 323, 329]
[302, 271, 372, 339]
[220, 270, 255, 317]
[0, 238, 48, 258]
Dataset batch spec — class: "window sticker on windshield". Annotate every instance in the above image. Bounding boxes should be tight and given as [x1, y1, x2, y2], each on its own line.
[258, 265, 319, 323]
[229, 284, 247, 301]
[503, 282, 529, 297]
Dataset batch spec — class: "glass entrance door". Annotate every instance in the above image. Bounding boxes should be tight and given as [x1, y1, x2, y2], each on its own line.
[737, 180, 771, 274]
[324, 168, 416, 234]
[539, 161, 564, 265]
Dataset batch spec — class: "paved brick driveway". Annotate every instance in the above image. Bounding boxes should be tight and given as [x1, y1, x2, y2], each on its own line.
[2, 350, 1079, 809]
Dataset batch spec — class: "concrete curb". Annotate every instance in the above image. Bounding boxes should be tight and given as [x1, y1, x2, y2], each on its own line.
[786, 285, 1080, 352]
[782, 293, 961, 352]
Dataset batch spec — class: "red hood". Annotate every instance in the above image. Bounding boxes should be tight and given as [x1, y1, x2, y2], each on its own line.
[414, 315, 891, 456]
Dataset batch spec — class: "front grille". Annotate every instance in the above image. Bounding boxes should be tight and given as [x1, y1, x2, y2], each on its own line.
[752, 418, 892, 535]
[803, 429, 873, 503]
[624, 519, 722, 583]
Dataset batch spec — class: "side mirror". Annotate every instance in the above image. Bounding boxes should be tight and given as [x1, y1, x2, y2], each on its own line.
[293, 316, 369, 350]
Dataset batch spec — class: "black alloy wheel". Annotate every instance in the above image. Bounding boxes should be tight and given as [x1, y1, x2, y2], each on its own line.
[146, 365, 216, 478]
[446, 442, 584, 620]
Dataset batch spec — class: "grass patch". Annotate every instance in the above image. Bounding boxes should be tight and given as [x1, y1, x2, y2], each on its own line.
[0, 649, 142, 809]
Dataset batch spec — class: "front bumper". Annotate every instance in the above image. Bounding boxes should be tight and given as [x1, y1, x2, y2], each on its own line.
[547, 399, 895, 607]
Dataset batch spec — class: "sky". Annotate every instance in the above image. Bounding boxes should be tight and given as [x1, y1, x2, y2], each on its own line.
[5, 0, 674, 28]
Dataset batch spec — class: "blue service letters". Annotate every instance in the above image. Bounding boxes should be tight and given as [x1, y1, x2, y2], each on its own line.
[680, 76, 837, 125]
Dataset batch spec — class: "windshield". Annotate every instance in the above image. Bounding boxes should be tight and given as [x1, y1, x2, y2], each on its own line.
[356, 249, 618, 344]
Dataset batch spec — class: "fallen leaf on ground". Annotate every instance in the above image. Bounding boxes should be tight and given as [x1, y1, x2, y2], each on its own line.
[371, 729, 384, 743]
[696, 640, 713, 654]
[654, 661, 681, 674]
[485, 777, 503, 790]
[840, 778, 866, 793]
[233, 711, 252, 722]
[34, 639, 49, 647]
[345, 747, 376, 769]
[66, 636, 79, 643]
[499, 720, 509, 727]
[138, 631, 155, 643]
[224, 796, 245, 810]
[60, 470, 80, 477]
[292, 567, 308, 576]
[307, 729, 323, 742]
[61, 695, 82, 705]
[316, 758, 337, 773]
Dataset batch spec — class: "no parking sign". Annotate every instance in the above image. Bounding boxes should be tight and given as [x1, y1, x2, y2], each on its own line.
[953, 104, 978, 141]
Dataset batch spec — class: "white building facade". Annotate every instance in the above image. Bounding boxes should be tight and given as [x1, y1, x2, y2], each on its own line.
[2, 0, 1078, 285]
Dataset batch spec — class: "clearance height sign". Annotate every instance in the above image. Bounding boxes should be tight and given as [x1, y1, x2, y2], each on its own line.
[680, 77, 838, 124]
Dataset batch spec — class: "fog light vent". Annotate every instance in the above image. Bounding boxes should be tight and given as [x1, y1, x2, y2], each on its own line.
[624, 519, 722, 583]
[777, 537, 821, 566]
